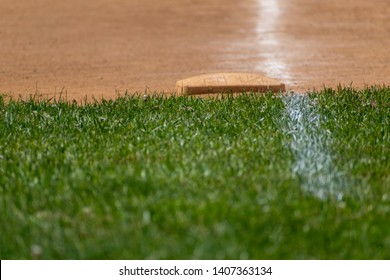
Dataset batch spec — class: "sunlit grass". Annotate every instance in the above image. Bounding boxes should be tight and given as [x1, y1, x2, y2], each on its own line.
[0, 88, 389, 259]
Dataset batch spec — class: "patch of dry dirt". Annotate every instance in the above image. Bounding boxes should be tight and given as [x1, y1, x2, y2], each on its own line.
[1, 0, 389, 100]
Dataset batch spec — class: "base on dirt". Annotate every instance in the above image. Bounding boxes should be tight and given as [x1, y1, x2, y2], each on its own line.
[176, 73, 285, 95]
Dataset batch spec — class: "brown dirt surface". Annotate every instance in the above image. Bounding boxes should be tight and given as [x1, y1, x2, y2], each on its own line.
[1, 0, 389, 101]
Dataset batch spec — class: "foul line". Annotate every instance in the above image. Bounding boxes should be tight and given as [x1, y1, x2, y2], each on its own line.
[256, 0, 291, 83]
[282, 94, 346, 200]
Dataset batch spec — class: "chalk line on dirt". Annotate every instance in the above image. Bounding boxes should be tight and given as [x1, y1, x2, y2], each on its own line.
[256, 0, 291, 83]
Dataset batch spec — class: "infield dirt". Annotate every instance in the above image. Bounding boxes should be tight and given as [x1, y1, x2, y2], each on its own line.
[1, 0, 389, 100]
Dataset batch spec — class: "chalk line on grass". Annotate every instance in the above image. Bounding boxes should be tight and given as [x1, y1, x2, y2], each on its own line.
[282, 94, 346, 200]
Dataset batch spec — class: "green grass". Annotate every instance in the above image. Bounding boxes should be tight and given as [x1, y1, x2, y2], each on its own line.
[0, 87, 389, 259]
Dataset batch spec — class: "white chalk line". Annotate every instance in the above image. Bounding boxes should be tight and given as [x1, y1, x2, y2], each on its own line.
[256, 0, 292, 83]
[281, 94, 348, 200]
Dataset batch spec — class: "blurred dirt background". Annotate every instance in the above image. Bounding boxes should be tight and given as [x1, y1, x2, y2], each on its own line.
[1, 0, 389, 100]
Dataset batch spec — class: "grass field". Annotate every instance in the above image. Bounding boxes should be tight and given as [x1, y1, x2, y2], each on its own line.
[0, 87, 389, 259]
